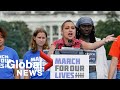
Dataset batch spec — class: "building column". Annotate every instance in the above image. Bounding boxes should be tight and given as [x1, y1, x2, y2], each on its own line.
[58, 25, 62, 39]
[49, 25, 53, 45]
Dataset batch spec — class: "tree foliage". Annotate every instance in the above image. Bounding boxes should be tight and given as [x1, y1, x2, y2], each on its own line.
[95, 11, 120, 60]
[0, 21, 32, 58]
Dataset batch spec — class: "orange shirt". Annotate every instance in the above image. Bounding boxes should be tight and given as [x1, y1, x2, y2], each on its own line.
[109, 35, 120, 69]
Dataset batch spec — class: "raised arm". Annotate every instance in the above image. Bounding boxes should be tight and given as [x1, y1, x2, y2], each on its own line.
[81, 34, 117, 50]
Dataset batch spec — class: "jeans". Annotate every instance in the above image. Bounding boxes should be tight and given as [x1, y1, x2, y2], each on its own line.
[89, 71, 97, 79]
[116, 70, 120, 79]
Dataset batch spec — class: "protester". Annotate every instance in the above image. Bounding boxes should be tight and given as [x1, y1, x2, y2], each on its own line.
[76, 17, 108, 79]
[0, 27, 20, 79]
[23, 28, 50, 79]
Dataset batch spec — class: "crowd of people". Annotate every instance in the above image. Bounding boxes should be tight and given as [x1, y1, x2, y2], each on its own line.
[0, 16, 119, 79]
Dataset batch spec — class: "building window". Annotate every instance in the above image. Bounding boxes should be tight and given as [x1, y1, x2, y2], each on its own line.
[53, 25, 58, 36]
[45, 25, 50, 36]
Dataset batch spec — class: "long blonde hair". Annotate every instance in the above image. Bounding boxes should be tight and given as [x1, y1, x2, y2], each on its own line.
[30, 28, 49, 53]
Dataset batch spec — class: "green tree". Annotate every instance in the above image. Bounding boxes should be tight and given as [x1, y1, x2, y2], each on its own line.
[0, 21, 32, 58]
[95, 11, 120, 60]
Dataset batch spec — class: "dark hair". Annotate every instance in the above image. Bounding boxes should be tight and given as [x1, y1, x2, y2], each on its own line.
[30, 28, 49, 53]
[61, 20, 75, 30]
[76, 17, 96, 43]
[0, 27, 7, 39]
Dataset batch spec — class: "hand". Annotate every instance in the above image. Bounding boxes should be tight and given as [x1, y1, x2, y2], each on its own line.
[104, 34, 117, 43]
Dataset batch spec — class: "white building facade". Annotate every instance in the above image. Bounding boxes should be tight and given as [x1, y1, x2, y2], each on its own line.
[0, 11, 117, 45]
